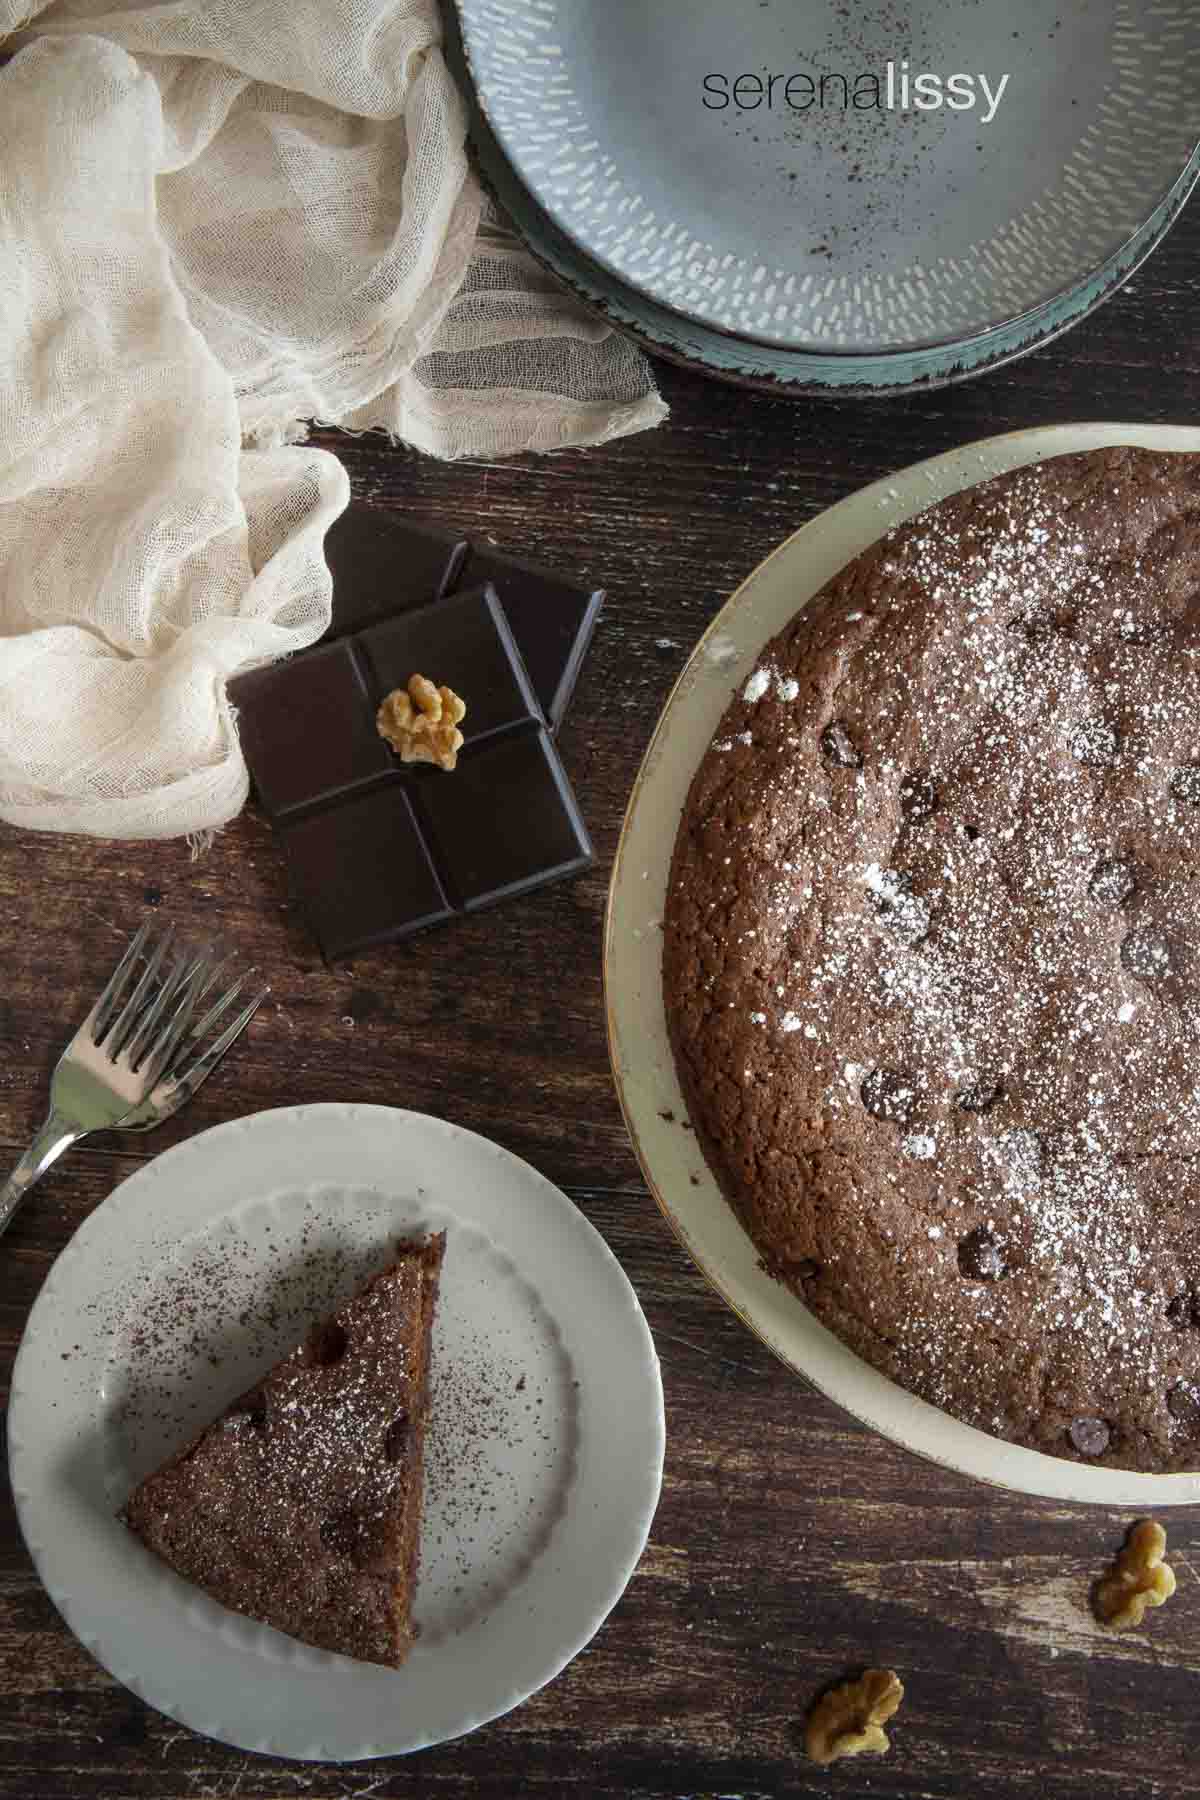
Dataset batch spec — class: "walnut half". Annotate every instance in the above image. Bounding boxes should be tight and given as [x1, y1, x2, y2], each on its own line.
[377, 674, 466, 771]
[1094, 1519, 1176, 1630]
[805, 1667, 904, 1765]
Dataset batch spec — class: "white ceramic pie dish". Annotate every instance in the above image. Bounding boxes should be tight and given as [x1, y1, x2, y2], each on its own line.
[605, 421, 1200, 1506]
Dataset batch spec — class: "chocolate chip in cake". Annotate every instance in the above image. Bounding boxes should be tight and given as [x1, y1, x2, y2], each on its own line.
[1166, 1290, 1200, 1329]
[957, 1226, 1007, 1281]
[996, 1127, 1045, 1189]
[956, 1079, 1004, 1114]
[1071, 720, 1121, 767]
[225, 1390, 268, 1430]
[860, 1068, 917, 1125]
[868, 869, 930, 947]
[1167, 1383, 1200, 1429]
[793, 1258, 821, 1282]
[1170, 765, 1200, 806]
[1068, 1416, 1111, 1457]
[1089, 857, 1137, 906]
[383, 1412, 410, 1462]
[819, 720, 862, 769]
[307, 1320, 349, 1367]
[1008, 606, 1057, 641]
[1121, 927, 1173, 984]
[899, 768, 938, 824]
[319, 1508, 362, 1558]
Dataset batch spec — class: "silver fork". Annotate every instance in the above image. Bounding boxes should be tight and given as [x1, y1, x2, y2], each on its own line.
[0, 922, 268, 1239]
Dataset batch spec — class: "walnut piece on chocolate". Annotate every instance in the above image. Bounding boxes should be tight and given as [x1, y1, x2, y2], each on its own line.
[377, 674, 466, 771]
[805, 1668, 904, 1765]
[1094, 1519, 1176, 1630]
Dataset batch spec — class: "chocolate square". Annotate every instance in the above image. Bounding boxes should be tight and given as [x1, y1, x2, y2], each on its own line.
[323, 509, 467, 637]
[318, 504, 604, 731]
[279, 786, 452, 959]
[456, 546, 604, 730]
[360, 586, 538, 744]
[416, 728, 592, 909]
[231, 641, 392, 818]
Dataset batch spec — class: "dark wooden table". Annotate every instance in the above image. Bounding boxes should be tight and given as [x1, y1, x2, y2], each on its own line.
[4, 200, 1200, 1800]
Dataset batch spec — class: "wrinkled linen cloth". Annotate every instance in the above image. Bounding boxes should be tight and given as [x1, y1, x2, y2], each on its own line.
[0, 2, 666, 839]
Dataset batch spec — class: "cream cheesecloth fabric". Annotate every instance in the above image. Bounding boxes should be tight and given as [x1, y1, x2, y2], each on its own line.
[0, 2, 666, 840]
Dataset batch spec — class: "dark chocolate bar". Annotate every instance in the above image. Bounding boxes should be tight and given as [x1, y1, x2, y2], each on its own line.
[413, 729, 591, 910]
[456, 543, 604, 733]
[281, 786, 454, 957]
[233, 640, 393, 819]
[322, 503, 603, 730]
[231, 583, 593, 960]
[323, 509, 467, 636]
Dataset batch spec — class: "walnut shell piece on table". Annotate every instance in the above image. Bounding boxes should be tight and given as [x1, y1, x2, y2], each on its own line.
[1094, 1519, 1176, 1630]
[805, 1667, 904, 1765]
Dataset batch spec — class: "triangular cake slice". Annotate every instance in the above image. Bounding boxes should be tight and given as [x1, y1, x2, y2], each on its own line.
[122, 1233, 445, 1667]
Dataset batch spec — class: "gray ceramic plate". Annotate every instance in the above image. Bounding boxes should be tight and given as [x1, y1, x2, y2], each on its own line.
[456, 0, 1200, 357]
[451, 40, 1200, 398]
[605, 423, 1200, 1506]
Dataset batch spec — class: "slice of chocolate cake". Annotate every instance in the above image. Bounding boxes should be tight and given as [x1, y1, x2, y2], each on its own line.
[122, 1234, 445, 1667]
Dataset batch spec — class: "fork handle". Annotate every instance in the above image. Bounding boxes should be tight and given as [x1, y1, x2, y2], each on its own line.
[0, 1109, 84, 1241]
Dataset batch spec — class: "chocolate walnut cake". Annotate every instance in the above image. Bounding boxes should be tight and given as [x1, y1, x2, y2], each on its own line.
[123, 1236, 444, 1664]
[663, 447, 1200, 1473]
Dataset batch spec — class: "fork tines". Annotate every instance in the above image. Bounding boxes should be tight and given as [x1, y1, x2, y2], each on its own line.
[92, 924, 264, 1083]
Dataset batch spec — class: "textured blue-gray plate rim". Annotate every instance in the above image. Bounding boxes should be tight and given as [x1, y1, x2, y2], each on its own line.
[448, 0, 1200, 393]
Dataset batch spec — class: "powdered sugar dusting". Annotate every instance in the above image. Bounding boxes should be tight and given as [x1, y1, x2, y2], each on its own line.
[705, 632, 739, 669]
[667, 448, 1200, 1467]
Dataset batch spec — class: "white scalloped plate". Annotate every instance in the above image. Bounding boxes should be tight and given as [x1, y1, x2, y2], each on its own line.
[605, 421, 1200, 1507]
[8, 1105, 664, 1761]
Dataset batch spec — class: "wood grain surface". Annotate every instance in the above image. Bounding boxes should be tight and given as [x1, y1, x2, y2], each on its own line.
[4, 190, 1200, 1800]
